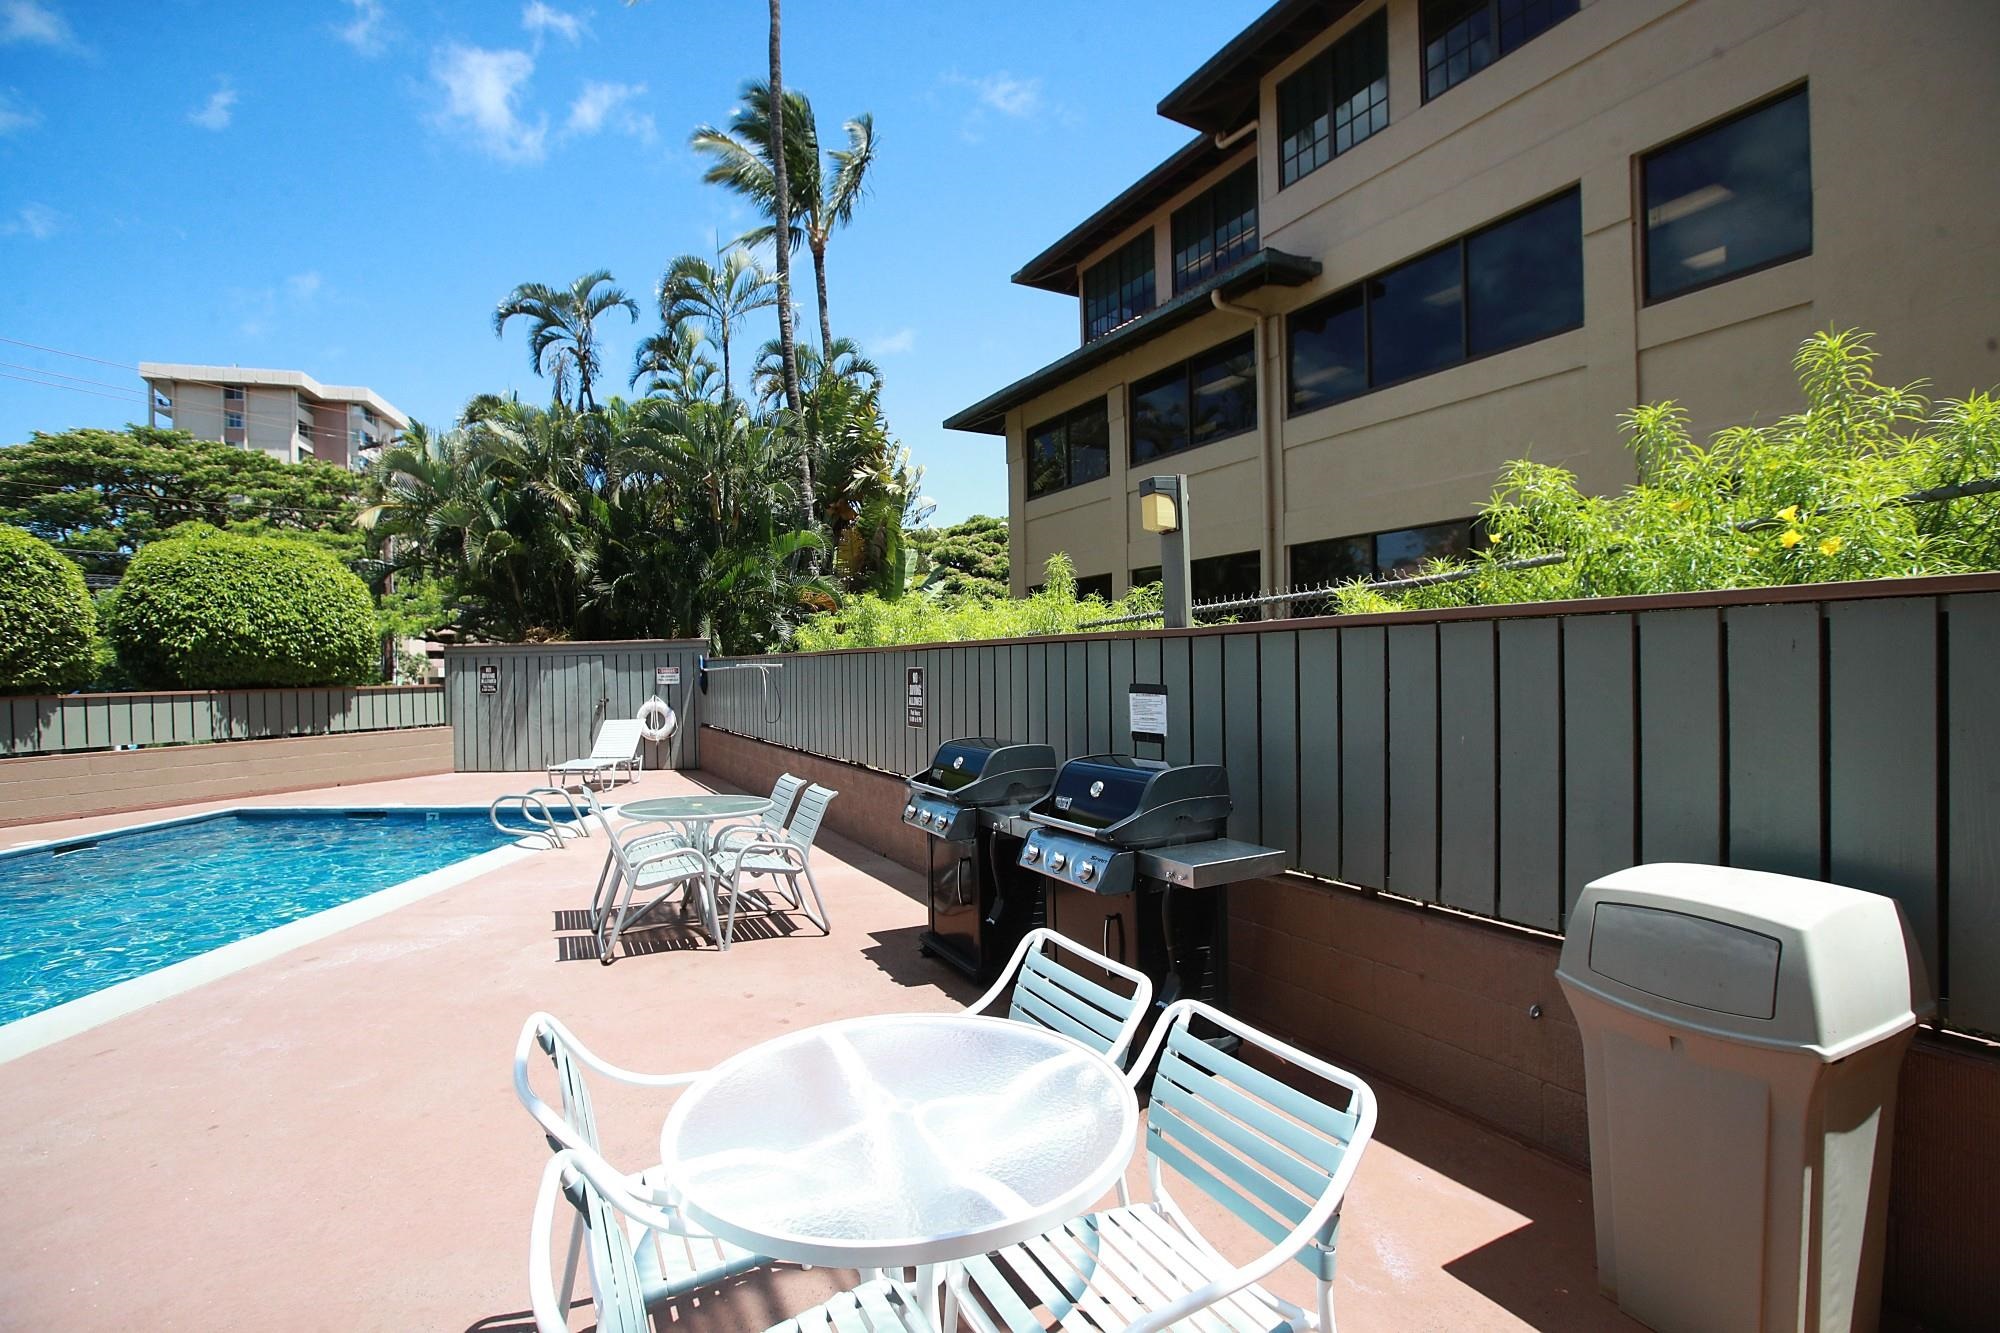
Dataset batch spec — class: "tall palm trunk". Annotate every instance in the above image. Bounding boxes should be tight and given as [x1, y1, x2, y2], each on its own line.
[767, 0, 814, 570]
[811, 237, 832, 352]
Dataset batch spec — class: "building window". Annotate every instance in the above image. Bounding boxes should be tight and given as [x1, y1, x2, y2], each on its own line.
[1171, 165, 1259, 293]
[1292, 518, 1478, 585]
[222, 386, 245, 402]
[1025, 397, 1111, 500]
[1277, 7, 1389, 188]
[1082, 231, 1156, 340]
[1192, 550, 1261, 603]
[1421, 0, 1577, 102]
[1075, 573, 1113, 600]
[1131, 334, 1257, 464]
[1131, 565, 1162, 588]
[225, 410, 246, 431]
[1642, 88, 1811, 303]
[1287, 186, 1581, 414]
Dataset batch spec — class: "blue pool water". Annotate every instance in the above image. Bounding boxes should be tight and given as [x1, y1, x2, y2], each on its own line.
[0, 809, 531, 1024]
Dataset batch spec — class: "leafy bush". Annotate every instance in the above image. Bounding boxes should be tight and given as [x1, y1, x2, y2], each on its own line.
[108, 526, 380, 688]
[907, 514, 1009, 598]
[792, 553, 1161, 649]
[0, 524, 98, 694]
[1333, 330, 2000, 614]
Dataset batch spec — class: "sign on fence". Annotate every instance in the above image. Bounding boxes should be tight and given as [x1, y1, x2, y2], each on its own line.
[478, 664, 498, 695]
[906, 667, 926, 728]
[1129, 684, 1167, 744]
[656, 665, 681, 687]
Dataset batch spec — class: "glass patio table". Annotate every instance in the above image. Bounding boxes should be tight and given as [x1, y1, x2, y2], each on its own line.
[660, 1012, 1139, 1313]
[613, 794, 770, 941]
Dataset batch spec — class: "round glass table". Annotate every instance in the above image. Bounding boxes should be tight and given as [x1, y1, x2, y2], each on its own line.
[613, 795, 770, 942]
[660, 1012, 1139, 1271]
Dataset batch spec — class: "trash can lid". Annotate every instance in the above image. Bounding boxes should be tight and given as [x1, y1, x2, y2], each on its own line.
[1556, 864, 1934, 1059]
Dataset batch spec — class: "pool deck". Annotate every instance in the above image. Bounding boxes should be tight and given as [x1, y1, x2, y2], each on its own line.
[0, 769, 1640, 1332]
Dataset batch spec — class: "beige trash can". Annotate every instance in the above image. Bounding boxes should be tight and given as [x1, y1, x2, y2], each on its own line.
[1556, 863, 1932, 1333]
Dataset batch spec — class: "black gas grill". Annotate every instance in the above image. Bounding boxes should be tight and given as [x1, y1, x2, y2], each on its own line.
[904, 738, 1058, 980]
[1019, 754, 1284, 1010]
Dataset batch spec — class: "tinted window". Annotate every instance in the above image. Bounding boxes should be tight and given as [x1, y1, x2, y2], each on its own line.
[1423, 0, 1576, 101]
[1376, 520, 1472, 576]
[1130, 368, 1185, 465]
[1067, 402, 1109, 485]
[1644, 89, 1811, 301]
[1131, 565, 1162, 587]
[1075, 574, 1113, 600]
[1190, 336, 1257, 446]
[1083, 232, 1156, 340]
[1027, 420, 1064, 498]
[1278, 8, 1389, 188]
[1290, 519, 1476, 587]
[1368, 244, 1463, 386]
[1290, 535, 1373, 585]
[1467, 187, 1583, 354]
[1192, 550, 1261, 603]
[1288, 285, 1366, 415]
[1172, 165, 1259, 293]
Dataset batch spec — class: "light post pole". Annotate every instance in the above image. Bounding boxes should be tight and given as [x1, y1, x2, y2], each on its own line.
[1138, 474, 1191, 630]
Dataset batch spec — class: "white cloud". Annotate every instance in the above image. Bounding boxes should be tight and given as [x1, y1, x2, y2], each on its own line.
[873, 328, 916, 355]
[566, 80, 653, 142]
[946, 71, 1042, 118]
[430, 44, 546, 164]
[0, 0, 73, 48]
[336, 0, 387, 56]
[0, 88, 39, 136]
[285, 271, 323, 302]
[188, 81, 237, 131]
[3, 202, 59, 239]
[521, 1, 584, 45]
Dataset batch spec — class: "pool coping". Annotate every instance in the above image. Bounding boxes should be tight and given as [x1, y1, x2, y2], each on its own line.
[0, 804, 548, 1065]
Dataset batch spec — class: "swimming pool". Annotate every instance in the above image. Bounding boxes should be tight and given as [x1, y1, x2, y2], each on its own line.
[0, 809, 539, 1025]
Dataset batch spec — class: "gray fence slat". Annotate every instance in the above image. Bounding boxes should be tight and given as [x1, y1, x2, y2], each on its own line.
[1296, 628, 1340, 879]
[1386, 623, 1439, 902]
[1223, 632, 1261, 845]
[1107, 638, 1134, 752]
[1563, 614, 1636, 918]
[1947, 594, 2000, 1034]
[1065, 643, 1090, 759]
[1498, 618, 1563, 931]
[1190, 634, 1224, 768]
[1438, 621, 1497, 917]
[1258, 631, 1299, 868]
[1638, 608, 1724, 864]
[1725, 603, 1822, 880]
[1339, 627, 1387, 887]
[1086, 640, 1112, 753]
[1828, 598, 1941, 987]
[1162, 635, 1193, 767]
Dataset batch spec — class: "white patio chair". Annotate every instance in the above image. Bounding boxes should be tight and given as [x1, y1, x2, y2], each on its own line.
[967, 927, 1155, 1069]
[585, 806, 711, 963]
[547, 719, 646, 790]
[530, 1145, 932, 1333]
[948, 999, 1379, 1333]
[514, 1013, 770, 1319]
[707, 772, 809, 857]
[714, 783, 837, 949]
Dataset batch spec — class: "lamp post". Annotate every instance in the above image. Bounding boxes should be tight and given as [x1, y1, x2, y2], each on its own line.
[1138, 474, 1191, 630]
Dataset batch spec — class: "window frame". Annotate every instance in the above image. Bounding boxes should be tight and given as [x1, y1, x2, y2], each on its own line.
[1276, 6, 1390, 190]
[1023, 396, 1112, 502]
[1420, 0, 1579, 104]
[1171, 163, 1260, 294]
[1638, 85, 1813, 306]
[1128, 332, 1258, 466]
[1285, 185, 1583, 416]
[1289, 517, 1483, 585]
[1082, 231, 1157, 341]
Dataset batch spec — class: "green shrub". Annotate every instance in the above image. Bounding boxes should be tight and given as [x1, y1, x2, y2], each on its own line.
[792, 553, 1163, 649]
[0, 524, 98, 694]
[108, 526, 379, 688]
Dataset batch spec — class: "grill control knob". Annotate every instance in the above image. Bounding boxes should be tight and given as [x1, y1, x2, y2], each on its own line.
[1048, 852, 1067, 872]
[903, 803, 916, 820]
[1077, 861, 1096, 883]
[1023, 844, 1041, 863]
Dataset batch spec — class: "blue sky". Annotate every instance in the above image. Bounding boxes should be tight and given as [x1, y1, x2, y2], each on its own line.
[0, 0, 1263, 524]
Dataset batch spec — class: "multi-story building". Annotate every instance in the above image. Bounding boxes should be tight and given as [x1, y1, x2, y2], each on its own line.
[946, 0, 2000, 601]
[140, 364, 408, 470]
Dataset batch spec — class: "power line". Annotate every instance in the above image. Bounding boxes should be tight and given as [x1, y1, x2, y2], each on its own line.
[0, 333, 138, 372]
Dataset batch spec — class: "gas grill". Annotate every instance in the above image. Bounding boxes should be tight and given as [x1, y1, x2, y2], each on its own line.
[904, 738, 1058, 981]
[1019, 754, 1285, 1010]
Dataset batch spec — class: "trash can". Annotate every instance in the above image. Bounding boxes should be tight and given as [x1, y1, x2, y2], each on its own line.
[1556, 863, 1932, 1333]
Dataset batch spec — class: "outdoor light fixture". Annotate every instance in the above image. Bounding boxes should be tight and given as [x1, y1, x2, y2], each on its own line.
[1140, 490, 1180, 534]
[1138, 475, 1192, 629]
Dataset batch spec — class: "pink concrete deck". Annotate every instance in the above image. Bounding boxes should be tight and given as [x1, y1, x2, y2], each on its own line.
[0, 770, 1639, 1331]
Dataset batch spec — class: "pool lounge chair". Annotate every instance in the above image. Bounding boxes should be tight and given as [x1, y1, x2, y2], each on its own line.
[547, 719, 646, 790]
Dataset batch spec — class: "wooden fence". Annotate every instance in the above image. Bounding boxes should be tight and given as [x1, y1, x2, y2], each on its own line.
[704, 573, 2000, 1039]
[0, 684, 446, 758]
[443, 640, 707, 772]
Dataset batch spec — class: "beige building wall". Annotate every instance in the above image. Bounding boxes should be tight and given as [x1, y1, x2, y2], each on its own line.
[1001, 0, 2000, 596]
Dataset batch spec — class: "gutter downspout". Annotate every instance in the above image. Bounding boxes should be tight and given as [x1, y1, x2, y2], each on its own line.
[1213, 119, 1258, 150]
[1211, 290, 1277, 616]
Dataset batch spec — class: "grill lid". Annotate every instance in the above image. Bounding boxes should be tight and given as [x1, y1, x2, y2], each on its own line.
[908, 738, 1058, 807]
[1028, 754, 1231, 848]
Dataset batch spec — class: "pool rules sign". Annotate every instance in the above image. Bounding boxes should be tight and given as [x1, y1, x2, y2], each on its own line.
[906, 667, 926, 728]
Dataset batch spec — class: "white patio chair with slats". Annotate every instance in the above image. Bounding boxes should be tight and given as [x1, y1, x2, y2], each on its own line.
[530, 1146, 933, 1333]
[948, 998, 1379, 1333]
[714, 783, 837, 949]
[968, 928, 1155, 1069]
[585, 807, 710, 963]
[708, 772, 809, 857]
[514, 1013, 771, 1318]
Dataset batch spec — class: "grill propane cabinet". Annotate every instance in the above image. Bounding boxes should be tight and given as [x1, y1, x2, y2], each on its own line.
[903, 738, 1058, 981]
[1018, 754, 1283, 1009]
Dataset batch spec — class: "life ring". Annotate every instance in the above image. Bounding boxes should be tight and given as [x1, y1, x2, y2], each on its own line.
[637, 696, 677, 742]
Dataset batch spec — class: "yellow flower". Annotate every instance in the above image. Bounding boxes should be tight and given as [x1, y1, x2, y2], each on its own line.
[1777, 504, 1800, 523]
[1819, 535, 1844, 556]
[1668, 498, 1692, 513]
[1488, 531, 1503, 543]
[1779, 529, 1804, 549]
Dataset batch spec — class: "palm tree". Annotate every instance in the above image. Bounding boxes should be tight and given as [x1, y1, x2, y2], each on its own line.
[492, 270, 639, 412]
[751, 335, 882, 412]
[692, 84, 877, 354]
[651, 249, 775, 402]
[630, 323, 724, 406]
[765, 0, 802, 423]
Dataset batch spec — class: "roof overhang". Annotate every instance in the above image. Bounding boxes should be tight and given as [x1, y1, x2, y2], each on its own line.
[1157, 0, 1361, 135]
[1012, 134, 1252, 295]
[944, 248, 1321, 435]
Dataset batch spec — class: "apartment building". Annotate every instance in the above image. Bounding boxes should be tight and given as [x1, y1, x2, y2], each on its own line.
[140, 364, 408, 469]
[945, 0, 2000, 601]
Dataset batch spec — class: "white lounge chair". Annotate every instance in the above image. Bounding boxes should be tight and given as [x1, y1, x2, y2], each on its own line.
[547, 719, 646, 790]
[948, 999, 1379, 1333]
[714, 782, 837, 949]
[966, 928, 1155, 1069]
[514, 1013, 770, 1321]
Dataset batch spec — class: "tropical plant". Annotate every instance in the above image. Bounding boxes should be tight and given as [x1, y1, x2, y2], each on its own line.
[1331, 330, 2000, 614]
[792, 553, 1162, 649]
[493, 270, 640, 411]
[692, 81, 877, 354]
[630, 321, 723, 406]
[750, 335, 880, 412]
[908, 515, 1010, 598]
[0, 524, 98, 694]
[649, 249, 774, 401]
[108, 525, 378, 688]
[763, 2, 802, 419]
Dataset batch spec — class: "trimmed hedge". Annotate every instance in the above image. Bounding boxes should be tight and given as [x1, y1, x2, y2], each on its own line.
[0, 524, 98, 693]
[108, 527, 378, 688]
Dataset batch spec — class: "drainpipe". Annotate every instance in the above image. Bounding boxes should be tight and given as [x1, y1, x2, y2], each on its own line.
[1213, 119, 1258, 151]
[1210, 290, 1278, 615]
